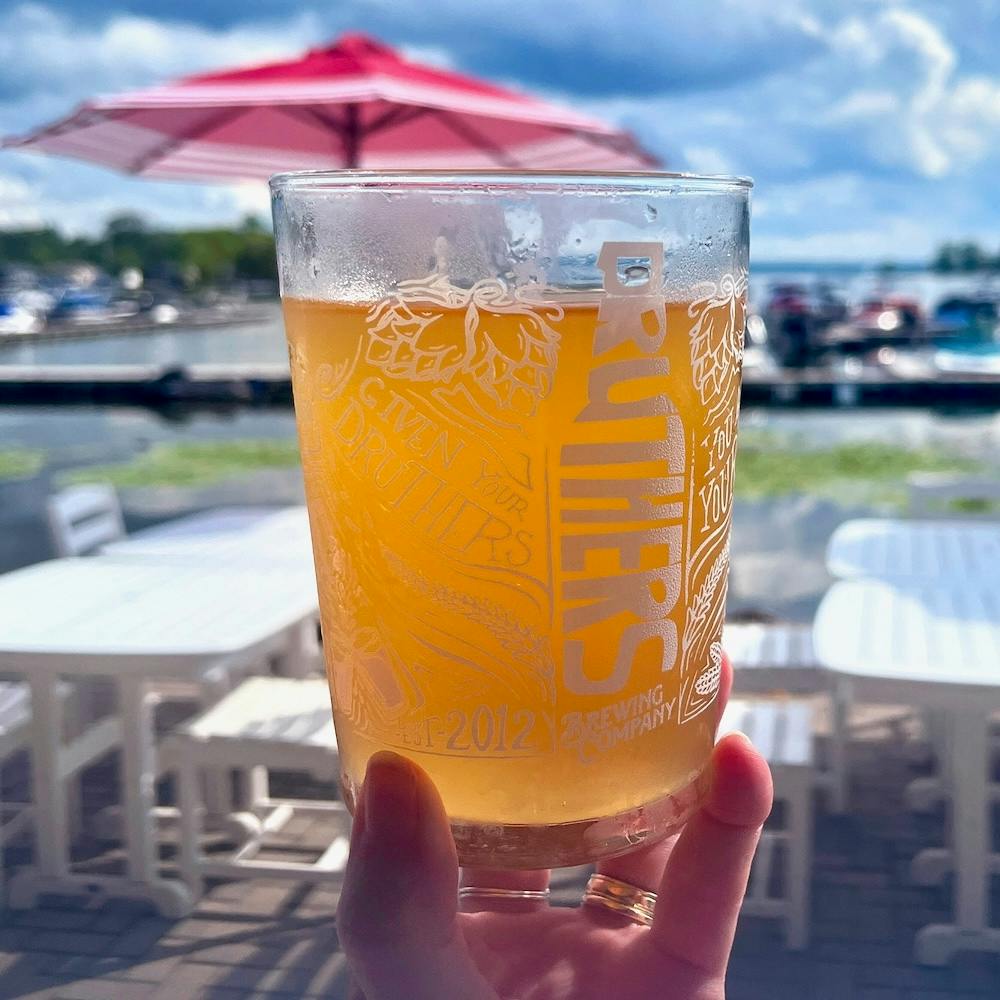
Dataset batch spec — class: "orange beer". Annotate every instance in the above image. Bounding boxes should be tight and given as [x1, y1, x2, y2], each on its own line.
[282, 247, 746, 866]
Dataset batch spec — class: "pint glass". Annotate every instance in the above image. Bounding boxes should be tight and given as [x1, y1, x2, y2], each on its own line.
[271, 171, 751, 868]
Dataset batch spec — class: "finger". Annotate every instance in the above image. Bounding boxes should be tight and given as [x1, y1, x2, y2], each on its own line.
[651, 732, 773, 976]
[337, 751, 494, 1000]
[598, 650, 735, 893]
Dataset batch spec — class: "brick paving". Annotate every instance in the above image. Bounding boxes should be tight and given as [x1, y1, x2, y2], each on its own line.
[1, 710, 999, 998]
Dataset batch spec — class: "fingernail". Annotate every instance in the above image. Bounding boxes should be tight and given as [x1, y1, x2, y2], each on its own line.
[362, 751, 419, 844]
[719, 730, 756, 754]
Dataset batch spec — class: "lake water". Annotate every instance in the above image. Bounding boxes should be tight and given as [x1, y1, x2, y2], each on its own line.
[2, 269, 997, 621]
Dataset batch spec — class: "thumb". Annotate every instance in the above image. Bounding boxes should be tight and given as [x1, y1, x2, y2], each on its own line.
[337, 751, 494, 1000]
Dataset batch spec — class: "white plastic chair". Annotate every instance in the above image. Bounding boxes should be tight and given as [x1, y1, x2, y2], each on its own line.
[724, 623, 847, 812]
[0, 682, 36, 902]
[723, 697, 816, 949]
[166, 677, 349, 904]
[46, 484, 126, 557]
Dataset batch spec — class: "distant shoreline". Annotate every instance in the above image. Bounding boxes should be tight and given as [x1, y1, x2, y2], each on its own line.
[752, 261, 928, 274]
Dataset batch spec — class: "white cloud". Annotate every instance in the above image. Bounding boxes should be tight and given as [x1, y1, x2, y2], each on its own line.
[0, 171, 43, 227]
[587, 3, 1000, 259]
[680, 145, 736, 177]
[213, 183, 272, 219]
[0, 4, 321, 106]
[753, 215, 936, 262]
[817, 8, 999, 178]
[0, 157, 271, 236]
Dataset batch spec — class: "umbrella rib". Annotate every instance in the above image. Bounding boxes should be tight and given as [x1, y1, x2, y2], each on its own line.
[561, 126, 660, 167]
[363, 105, 430, 136]
[4, 105, 106, 146]
[290, 106, 348, 131]
[126, 105, 251, 174]
[279, 106, 352, 164]
[427, 110, 521, 168]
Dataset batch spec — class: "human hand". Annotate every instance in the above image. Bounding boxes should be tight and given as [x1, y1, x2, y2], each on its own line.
[338, 657, 773, 1000]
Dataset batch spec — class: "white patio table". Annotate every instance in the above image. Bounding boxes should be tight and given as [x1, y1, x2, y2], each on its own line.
[100, 505, 313, 570]
[814, 577, 1000, 965]
[825, 517, 1000, 581]
[0, 557, 319, 917]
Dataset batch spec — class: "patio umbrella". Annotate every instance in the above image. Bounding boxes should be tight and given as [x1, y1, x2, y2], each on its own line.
[3, 33, 657, 180]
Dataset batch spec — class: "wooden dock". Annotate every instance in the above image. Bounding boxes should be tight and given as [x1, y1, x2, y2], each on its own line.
[0, 363, 998, 407]
[0, 363, 294, 405]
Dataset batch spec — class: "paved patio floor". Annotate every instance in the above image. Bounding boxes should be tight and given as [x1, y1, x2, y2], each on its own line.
[1, 707, 999, 999]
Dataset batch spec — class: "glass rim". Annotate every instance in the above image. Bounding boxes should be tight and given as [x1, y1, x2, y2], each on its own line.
[269, 168, 753, 195]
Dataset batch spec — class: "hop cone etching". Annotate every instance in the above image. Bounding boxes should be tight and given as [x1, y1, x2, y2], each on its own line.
[688, 271, 747, 411]
[366, 274, 469, 382]
[366, 274, 561, 418]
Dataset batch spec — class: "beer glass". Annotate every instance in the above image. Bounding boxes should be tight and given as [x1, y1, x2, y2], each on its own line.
[271, 171, 750, 868]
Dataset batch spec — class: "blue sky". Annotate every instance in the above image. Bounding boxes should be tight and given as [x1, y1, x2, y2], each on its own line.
[0, 0, 998, 261]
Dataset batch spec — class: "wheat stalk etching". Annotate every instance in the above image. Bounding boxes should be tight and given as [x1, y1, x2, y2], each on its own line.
[383, 550, 556, 702]
[682, 543, 729, 668]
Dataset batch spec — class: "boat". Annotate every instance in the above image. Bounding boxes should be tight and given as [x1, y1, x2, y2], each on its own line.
[931, 296, 999, 340]
[930, 297, 1000, 376]
[814, 295, 927, 359]
[0, 299, 43, 335]
[852, 295, 923, 336]
[48, 288, 138, 326]
[874, 294, 1000, 379]
[932, 342, 1000, 376]
[762, 282, 848, 367]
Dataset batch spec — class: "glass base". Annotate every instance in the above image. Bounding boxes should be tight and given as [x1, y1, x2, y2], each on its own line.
[343, 766, 709, 870]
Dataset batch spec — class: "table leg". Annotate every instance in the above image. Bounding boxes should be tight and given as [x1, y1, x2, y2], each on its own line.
[28, 670, 68, 876]
[827, 676, 851, 813]
[916, 706, 1000, 964]
[120, 674, 157, 883]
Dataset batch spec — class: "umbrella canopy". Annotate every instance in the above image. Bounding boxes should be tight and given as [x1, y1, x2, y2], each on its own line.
[4, 33, 657, 180]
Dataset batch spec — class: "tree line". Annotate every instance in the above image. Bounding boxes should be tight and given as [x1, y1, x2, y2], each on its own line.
[931, 241, 1000, 273]
[3, 215, 998, 282]
[0, 213, 276, 287]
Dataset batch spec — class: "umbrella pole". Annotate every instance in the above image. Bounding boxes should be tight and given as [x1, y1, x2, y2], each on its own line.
[344, 103, 360, 169]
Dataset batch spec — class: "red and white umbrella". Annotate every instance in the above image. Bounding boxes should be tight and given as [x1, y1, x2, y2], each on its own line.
[3, 33, 657, 180]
